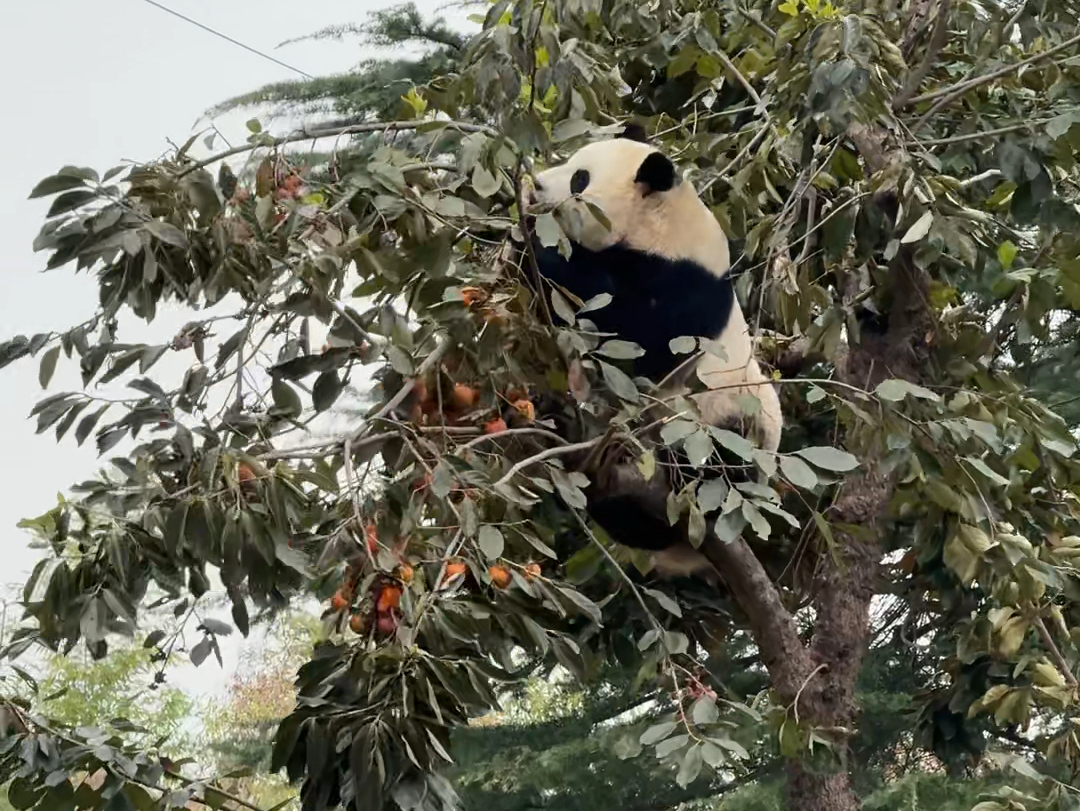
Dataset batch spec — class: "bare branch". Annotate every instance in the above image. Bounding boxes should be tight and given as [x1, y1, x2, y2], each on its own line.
[492, 438, 602, 489]
[905, 30, 1080, 130]
[178, 120, 500, 177]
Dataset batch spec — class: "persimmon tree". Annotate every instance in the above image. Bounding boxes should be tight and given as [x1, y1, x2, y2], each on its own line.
[4, 2, 1080, 811]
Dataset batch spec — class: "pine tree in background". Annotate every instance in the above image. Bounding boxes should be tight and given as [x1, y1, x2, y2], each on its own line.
[207, 3, 471, 130]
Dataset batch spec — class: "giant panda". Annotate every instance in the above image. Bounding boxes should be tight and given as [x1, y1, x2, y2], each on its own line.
[526, 125, 783, 578]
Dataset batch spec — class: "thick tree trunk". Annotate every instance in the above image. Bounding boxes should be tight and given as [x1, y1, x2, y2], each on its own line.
[701, 114, 931, 809]
[785, 768, 861, 811]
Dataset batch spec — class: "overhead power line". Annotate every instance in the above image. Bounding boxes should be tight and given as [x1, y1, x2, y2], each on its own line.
[135, 0, 315, 79]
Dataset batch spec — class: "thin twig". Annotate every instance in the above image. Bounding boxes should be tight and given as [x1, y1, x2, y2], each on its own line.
[352, 336, 452, 441]
[571, 508, 659, 629]
[342, 437, 363, 522]
[791, 663, 829, 724]
[1002, 0, 1028, 39]
[492, 438, 601, 489]
[909, 29, 1080, 106]
[1033, 616, 1078, 688]
[909, 118, 1054, 147]
[177, 120, 500, 177]
[700, 126, 771, 196]
[715, 50, 763, 107]
[735, 5, 778, 40]
[907, 31, 1080, 130]
[456, 426, 570, 452]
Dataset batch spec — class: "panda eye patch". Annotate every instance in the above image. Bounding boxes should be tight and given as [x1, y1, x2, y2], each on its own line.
[569, 169, 590, 195]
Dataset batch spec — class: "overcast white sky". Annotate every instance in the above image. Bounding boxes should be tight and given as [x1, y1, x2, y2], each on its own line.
[1, 0, 470, 698]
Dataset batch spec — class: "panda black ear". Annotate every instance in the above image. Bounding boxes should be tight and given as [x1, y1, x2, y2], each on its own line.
[618, 123, 648, 143]
[634, 151, 677, 196]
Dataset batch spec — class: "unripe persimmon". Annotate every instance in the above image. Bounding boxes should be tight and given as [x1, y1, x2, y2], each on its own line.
[397, 563, 414, 584]
[349, 613, 369, 634]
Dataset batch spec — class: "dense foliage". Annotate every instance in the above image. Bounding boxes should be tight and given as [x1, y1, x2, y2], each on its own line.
[4, 1, 1080, 810]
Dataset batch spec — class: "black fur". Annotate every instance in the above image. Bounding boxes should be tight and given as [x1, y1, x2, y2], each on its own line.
[535, 240, 734, 381]
[619, 123, 649, 143]
[634, 152, 677, 195]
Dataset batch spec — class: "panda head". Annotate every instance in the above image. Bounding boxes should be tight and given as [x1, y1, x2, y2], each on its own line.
[529, 125, 731, 277]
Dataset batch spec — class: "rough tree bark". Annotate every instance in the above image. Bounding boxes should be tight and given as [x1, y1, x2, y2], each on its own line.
[700, 113, 932, 811]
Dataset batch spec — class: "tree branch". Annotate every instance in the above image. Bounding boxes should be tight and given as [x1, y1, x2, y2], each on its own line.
[493, 439, 602, 489]
[892, 0, 953, 110]
[699, 536, 813, 703]
[904, 30, 1080, 131]
[1033, 616, 1079, 688]
[177, 120, 500, 177]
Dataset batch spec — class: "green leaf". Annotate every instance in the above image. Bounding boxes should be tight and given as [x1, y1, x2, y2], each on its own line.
[38, 346, 60, 389]
[556, 586, 602, 623]
[685, 430, 714, 468]
[900, 210, 934, 243]
[874, 378, 940, 402]
[431, 461, 453, 499]
[661, 419, 697, 445]
[780, 455, 819, 489]
[189, 638, 212, 667]
[742, 500, 771, 540]
[534, 212, 564, 247]
[145, 221, 189, 249]
[640, 721, 677, 746]
[675, 744, 703, 787]
[795, 446, 859, 471]
[997, 240, 1018, 270]
[271, 379, 302, 417]
[580, 293, 612, 313]
[29, 168, 95, 199]
[312, 371, 343, 413]
[1046, 112, 1078, 140]
[669, 336, 697, 354]
[644, 588, 682, 618]
[550, 288, 576, 325]
[47, 189, 98, 218]
[710, 428, 754, 462]
[963, 456, 1011, 488]
[596, 340, 644, 359]
[691, 696, 719, 725]
[478, 526, 505, 560]
[471, 163, 501, 198]
[697, 479, 728, 514]
[599, 361, 639, 403]
[655, 733, 690, 759]
[75, 405, 108, 447]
